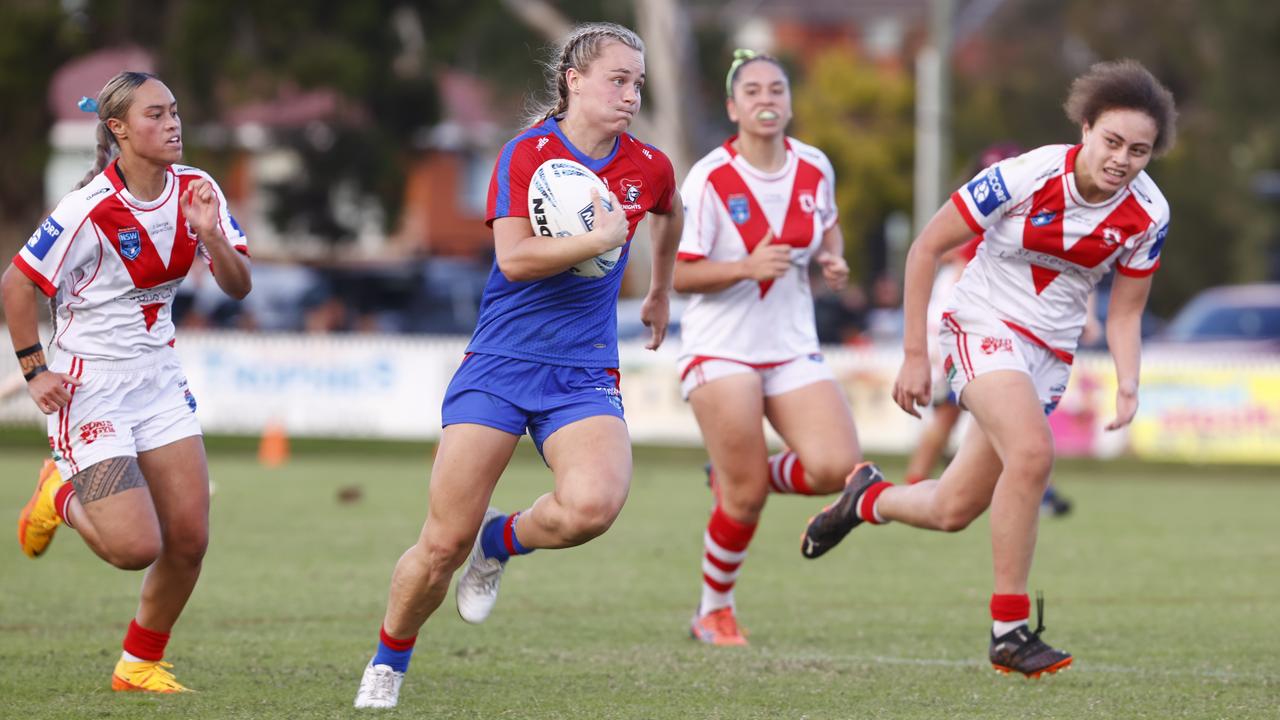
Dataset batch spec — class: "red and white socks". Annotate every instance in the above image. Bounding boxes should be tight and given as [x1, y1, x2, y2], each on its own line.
[121, 619, 169, 663]
[766, 450, 815, 494]
[856, 478, 893, 525]
[699, 505, 758, 615]
[990, 593, 1030, 636]
[53, 482, 76, 529]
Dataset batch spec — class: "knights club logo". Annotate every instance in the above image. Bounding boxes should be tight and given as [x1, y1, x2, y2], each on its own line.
[620, 178, 643, 205]
[727, 194, 750, 225]
[118, 227, 141, 260]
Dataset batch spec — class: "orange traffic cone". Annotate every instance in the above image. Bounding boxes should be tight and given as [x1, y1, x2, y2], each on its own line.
[258, 420, 290, 468]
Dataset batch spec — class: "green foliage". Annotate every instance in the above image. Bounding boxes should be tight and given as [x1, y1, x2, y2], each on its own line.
[0, 2, 80, 230]
[2, 445, 1276, 718]
[792, 48, 914, 282]
[953, 0, 1280, 315]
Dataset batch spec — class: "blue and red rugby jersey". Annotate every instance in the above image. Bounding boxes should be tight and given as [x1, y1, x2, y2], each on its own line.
[469, 116, 675, 367]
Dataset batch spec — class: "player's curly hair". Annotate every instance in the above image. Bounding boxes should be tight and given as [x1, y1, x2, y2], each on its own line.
[73, 71, 160, 190]
[1063, 59, 1177, 156]
[525, 22, 645, 127]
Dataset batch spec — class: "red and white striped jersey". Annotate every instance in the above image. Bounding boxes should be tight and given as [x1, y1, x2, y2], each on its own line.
[14, 160, 248, 361]
[949, 143, 1169, 362]
[677, 137, 838, 364]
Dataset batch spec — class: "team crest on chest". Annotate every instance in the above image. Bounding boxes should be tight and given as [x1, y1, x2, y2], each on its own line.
[799, 191, 816, 214]
[1031, 210, 1057, 227]
[727, 194, 750, 225]
[1101, 226, 1123, 246]
[118, 228, 141, 260]
[620, 178, 643, 205]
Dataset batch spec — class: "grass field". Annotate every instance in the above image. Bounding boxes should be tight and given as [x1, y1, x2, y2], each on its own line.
[1, 439, 1277, 719]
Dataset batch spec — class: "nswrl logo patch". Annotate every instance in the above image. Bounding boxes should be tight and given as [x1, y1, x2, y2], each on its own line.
[118, 228, 141, 260]
[728, 194, 749, 225]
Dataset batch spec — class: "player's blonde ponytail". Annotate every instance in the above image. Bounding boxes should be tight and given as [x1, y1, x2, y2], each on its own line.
[73, 71, 158, 190]
[524, 22, 645, 127]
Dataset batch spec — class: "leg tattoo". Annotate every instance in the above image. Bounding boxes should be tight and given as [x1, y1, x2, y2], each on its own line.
[71, 457, 147, 504]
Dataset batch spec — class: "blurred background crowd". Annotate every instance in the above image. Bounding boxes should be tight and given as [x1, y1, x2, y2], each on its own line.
[2, 0, 1278, 348]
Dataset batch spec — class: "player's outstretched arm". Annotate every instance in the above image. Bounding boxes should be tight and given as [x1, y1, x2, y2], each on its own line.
[0, 266, 80, 414]
[1103, 272, 1152, 430]
[640, 192, 682, 350]
[495, 190, 626, 282]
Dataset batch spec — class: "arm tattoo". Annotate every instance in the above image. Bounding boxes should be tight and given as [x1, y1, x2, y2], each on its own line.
[70, 457, 148, 504]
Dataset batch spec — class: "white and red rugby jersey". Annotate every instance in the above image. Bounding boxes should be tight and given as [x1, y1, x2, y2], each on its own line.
[14, 160, 248, 361]
[949, 143, 1169, 362]
[677, 136, 838, 367]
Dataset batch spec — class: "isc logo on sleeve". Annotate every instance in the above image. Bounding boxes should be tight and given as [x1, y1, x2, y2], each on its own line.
[966, 167, 1010, 217]
[25, 216, 64, 261]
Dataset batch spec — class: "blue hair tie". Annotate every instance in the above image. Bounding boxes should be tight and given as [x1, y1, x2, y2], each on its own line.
[77, 96, 99, 114]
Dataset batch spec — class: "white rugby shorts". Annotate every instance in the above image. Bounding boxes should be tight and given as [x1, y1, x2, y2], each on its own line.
[47, 346, 202, 479]
[938, 305, 1071, 415]
[679, 353, 835, 400]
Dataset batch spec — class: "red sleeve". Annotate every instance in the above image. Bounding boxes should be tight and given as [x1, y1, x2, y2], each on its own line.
[654, 148, 676, 214]
[486, 137, 536, 227]
[950, 191, 984, 235]
[11, 254, 56, 297]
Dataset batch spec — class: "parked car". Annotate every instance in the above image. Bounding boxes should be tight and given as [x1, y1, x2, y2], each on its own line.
[1151, 283, 1280, 351]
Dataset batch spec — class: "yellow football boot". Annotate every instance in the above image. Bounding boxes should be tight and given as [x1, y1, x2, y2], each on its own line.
[17, 460, 64, 558]
[111, 658, 193, 693]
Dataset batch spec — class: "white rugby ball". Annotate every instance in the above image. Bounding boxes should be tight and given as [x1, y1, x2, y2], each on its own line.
[527, 158, 621, 279]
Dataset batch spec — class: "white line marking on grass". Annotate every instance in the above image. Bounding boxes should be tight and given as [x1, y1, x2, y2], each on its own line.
[805, 652, 1277, 682]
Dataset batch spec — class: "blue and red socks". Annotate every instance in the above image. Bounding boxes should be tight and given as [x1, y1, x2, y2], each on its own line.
[479, 511, 533, 563]
[372, 626, 416, 672]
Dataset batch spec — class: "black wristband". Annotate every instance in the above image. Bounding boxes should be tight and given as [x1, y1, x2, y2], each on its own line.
[23, 364, 47, 382]
[15, 343, 42, 359]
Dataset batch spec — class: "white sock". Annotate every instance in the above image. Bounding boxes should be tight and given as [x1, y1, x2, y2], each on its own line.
[700, 588, 733, 616]
[992, 619, 1028, 637]
[121, 650, 148, 663]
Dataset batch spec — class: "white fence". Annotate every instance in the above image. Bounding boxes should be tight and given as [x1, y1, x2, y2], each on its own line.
[2, 331, 1278, 464]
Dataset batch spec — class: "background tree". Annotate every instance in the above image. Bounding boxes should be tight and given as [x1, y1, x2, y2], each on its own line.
[952, 0, 1280, 315]
[792, 47, 914, 283]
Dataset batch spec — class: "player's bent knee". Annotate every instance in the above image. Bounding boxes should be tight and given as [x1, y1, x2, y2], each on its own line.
[106, 536, 163, 570]
[419, 535, 473, 572]
[561, 496, 623, 543]
[805, 456, 860, 490]
[933, 504, 981, 533]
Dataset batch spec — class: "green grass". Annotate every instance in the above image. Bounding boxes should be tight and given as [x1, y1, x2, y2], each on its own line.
[1, 443, 1277, 719]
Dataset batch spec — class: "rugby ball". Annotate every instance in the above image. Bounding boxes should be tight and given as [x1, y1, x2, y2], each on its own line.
[527, 158, 621, 279]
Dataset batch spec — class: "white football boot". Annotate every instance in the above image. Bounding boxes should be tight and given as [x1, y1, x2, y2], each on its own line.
[354, 662, 404, 709]
[456, 507, 507, 624]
